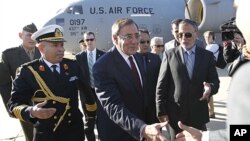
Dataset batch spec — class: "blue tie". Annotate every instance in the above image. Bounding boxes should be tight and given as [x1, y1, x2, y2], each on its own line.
[88, 51, 94, 88]
[186, 51, 193, 79]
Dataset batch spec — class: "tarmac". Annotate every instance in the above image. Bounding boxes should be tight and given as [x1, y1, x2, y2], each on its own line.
[0, 67, 231, 141]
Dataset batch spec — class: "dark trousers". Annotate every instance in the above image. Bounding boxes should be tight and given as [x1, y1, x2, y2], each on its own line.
[79, 88, 96, 141]
[20, 120, 33, 141]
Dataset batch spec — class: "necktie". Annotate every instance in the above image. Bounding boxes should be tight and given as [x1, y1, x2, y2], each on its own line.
[27, 50, 34, 60]
[88, 51, 94, 88]
[128, 56, 142, 93]
[51, 65, 60, 76]
[186, 51, 193, 79]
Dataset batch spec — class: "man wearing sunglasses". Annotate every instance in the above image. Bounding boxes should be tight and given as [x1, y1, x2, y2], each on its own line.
[137, 28, 162, 124]
[150, 37, 165, 60]
[156, 19, 220, 141]
[76, 31, 105, 141]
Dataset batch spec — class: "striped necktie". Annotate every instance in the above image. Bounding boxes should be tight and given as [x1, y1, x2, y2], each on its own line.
[186, 51, 193, 79]
[88, 51, 94, 88]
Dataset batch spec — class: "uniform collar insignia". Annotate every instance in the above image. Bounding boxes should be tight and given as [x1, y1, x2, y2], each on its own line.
[39, 65, 45, 71]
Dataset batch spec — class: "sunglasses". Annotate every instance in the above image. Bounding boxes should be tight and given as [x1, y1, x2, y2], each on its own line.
[85, 38, 95, 42]
[178, 32, 193, 38]
[155, 45, 164, 48]
[140, 40, 150, 44]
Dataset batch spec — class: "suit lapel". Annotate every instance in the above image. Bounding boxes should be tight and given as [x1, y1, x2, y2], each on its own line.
[112, 48, 143, 97]
[176, 46, 191, 80]
[176, 46, 185, 64]
[96, 49, 102, 60]
[133, 53, 145, 86]
[81, 51, 90, 82]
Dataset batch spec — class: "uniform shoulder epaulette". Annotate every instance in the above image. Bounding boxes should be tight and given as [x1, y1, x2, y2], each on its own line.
[2, 47, 19, 54]
[63, 57, 76, 62]
[21, 59, 40, 68]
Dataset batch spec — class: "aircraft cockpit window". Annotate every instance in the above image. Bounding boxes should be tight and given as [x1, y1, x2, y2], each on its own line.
[65, 5, 83, 15]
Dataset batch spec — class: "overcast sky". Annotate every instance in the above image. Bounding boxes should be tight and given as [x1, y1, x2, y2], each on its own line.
[0, 0, 73, 53]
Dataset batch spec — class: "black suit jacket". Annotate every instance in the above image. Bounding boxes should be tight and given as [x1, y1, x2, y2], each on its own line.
[75, 49, 105, 86]
[75, 49, 105, 118]
[141, 53, 162, 124]
[156, 45, 220, 133]
[93, 47, 150, 141]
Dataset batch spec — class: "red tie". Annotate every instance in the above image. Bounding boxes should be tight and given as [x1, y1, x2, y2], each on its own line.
[128, 56, 142, 93]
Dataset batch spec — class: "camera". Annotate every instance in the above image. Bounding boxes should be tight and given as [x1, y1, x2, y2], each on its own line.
[220, 17, 240, 41]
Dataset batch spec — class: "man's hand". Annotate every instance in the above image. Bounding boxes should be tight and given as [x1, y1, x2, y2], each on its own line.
[242, 45, 250, 60]
[175, 121, 202, 141]
[30, 101, 56, 119]
[158, 115, 169, 123]
[200, 82, 211, 101]
[142, 121, 169, 141]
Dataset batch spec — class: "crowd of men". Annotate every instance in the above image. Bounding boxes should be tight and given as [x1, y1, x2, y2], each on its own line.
[0, 0, 250, 140]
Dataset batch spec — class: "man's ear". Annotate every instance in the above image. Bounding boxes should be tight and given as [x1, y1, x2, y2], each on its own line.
[18, 32, 22, 39]
[112, 35, 118, 45]
[37, 43, 43, 53]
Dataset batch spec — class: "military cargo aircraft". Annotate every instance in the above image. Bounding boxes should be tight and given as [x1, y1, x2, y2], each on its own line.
[43, 0, 236, 54]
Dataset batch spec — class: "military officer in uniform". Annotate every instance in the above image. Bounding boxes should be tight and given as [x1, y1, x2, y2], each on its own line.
[0, 23, 40, 141]
[7, 24, 96, 141]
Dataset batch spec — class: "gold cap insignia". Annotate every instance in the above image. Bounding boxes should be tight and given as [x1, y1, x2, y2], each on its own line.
[55, 28, 63, 38]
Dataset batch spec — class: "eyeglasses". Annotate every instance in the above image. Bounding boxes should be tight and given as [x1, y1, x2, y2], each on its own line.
[85, 38, 95, 42]
[178, 32, 194, 38]
[118, 34, 141, 41]
[154, 45, 164, 48]
[140, 40, 150, 44]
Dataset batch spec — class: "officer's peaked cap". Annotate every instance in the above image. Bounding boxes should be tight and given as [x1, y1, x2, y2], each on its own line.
[23, 23, 37, 33]
[31, 24, 66, 43]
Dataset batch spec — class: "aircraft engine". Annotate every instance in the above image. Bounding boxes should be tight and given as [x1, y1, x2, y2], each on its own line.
[185, 0, 236, 33]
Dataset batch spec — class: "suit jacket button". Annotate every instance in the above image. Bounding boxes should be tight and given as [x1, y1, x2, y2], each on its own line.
[68, 120, 71, 124]
[54, 116, 58, 119]
[52, 101, 56, 104]
[68, 113, 71, 117]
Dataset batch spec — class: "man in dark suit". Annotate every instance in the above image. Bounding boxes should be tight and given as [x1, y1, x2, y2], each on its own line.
[175, 1, 250, 140]
[156, 19, 220, 141]
[138, 28, 161, 124]
[75, 31, 105, 141]
[93, 18, 168, 141]
[0, 23, 40, 141]
[7, 24, 96, 141]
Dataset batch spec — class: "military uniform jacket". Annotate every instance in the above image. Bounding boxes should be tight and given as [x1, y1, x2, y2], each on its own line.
[0, 45, 41, 79]
[8, 58, 96, 134]
[0, 45, 41, 111]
